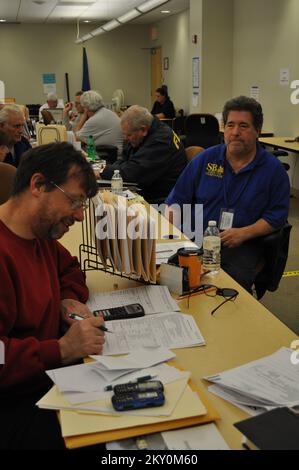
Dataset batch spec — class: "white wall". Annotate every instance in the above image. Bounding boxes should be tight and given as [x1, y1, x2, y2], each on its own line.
[0, 23, 150, 107]
[232, 0, 299, 191]
[149, 9, 189, 113]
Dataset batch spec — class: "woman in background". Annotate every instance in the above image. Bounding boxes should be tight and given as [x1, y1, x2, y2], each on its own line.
[151, 85, 176, 119]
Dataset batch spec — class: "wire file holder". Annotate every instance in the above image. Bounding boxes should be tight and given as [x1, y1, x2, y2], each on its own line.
[79, 199, 155, 284]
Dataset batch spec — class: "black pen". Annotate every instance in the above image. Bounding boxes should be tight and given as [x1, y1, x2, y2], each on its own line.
[68, 313, 113, 333]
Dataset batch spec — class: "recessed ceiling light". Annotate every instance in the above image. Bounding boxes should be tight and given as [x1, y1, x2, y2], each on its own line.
[83, 20, 91, 23]
[161, 10, 170, 13]
[0, 19, 7, 22]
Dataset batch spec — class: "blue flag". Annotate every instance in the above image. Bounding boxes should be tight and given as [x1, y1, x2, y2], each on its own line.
[82, 47, 91, 91]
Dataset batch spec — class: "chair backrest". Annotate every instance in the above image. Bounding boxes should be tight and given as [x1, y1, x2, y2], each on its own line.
[36, 123, 67, 145]
[185, 146, 205, 161]
[185, 113, 220, 148]
[0, 162, 17, 204]
[254, 223, 292, 299]
[95, 144, 118, 164]
[172, 116, 186, 136]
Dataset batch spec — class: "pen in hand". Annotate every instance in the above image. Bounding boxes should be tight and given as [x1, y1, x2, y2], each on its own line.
[68, 313, 113, 333]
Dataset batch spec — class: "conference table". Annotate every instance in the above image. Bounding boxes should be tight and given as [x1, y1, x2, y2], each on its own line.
[259, 136, 299, 154]
[61, 205, 298, 450]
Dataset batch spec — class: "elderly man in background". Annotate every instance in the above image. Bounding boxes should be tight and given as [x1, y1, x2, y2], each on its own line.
[63, 90, 84, 131]
[0, 105, 31, 167]
[75, 90, 123, 157]
[101, 105, 187, 204]
[39, 92, 64, 122]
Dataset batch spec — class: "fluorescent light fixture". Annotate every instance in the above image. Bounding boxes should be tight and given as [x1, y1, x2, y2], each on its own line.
[102, 19, 120, 31]
[0, 19, 7, 22]
[118, 9, 141, 23]
[75, 0, 169, 43]
[92, 26, 105, 36]
[161, 10, 170, 13]
[81, 33, 94, 41]
[137, 0, 169, 14]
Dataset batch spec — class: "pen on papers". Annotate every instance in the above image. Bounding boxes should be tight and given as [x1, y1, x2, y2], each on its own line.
[104, 374, 157, 391]
[68, 313, 113, 333]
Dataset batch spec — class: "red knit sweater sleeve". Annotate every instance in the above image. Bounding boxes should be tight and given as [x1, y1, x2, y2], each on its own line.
[0, 239, 88, 393]
[56, 241, 89, 303]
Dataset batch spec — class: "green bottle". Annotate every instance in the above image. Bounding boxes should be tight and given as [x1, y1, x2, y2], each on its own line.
[87, 135, 96, 161]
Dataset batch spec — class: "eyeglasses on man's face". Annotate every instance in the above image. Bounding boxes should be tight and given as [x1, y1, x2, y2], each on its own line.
[50, 181, 88, 210]
[183, 283, 239, 314]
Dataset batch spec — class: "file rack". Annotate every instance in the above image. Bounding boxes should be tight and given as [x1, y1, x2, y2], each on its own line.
[79, 200, 153, 284]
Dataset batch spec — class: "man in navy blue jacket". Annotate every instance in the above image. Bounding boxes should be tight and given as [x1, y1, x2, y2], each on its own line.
[0, 105, 31, 167]
[101, 105, 187, 204]
[166, 96, 290, 292]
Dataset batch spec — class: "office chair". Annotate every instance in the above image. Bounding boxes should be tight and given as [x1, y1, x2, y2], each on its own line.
[95, 145, 118, 164]
[185, 146, 205, 161]
[254, 223, 292, 299]
[271, 150, 290, 172]
[185, 114, 220, 148]
[172, 116, 186, 137]
[0, 162, 17, 204]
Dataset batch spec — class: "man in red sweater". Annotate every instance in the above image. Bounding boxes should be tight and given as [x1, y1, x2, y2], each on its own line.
[0, 142, 105, 449]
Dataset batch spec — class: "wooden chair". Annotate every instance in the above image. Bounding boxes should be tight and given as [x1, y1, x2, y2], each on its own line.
[185, 146, 205, 161]
[0, 162, 17, 204]
[36, 123, 67, 145]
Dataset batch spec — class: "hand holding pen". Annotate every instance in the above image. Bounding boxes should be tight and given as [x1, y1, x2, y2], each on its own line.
[59, 312, 107, 364]
[68, 313, 114, 333]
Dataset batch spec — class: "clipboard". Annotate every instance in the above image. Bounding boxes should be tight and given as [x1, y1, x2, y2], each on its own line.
[63, 379, 220, 449]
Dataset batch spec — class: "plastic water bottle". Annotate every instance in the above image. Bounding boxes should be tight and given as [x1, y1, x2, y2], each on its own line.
[203, 220, 221, 274]
[111, 170, 123, 195]
[87, 135, 96, 161]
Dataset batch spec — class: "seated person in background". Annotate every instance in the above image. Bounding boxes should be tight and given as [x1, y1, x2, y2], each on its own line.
[0, 129, 10, 161]
[101, 105, 187, 204]
[0, 142, 105, 449]
[151, 85, 176, 119]
[165, 96, 290, 292]
[76, 90, 123, 157]
[63, 90, 84, 131]
[0, 105, 31, 167]
[38, 92, 64, 122]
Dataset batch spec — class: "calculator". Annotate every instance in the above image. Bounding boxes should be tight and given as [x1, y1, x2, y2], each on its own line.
[112, 391, 165, 411]
[113, 381, 164, 395]
[93, 303, 145, 321]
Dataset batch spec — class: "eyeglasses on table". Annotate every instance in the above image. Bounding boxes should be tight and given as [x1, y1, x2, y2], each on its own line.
[179, 283, 239, 314]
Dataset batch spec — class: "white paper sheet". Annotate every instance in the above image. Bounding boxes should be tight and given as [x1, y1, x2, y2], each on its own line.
[94, 312, 205, 355]
[205, 348, 299, 408]
[87, 285, 179, 314]
[90, 347, 175, 369]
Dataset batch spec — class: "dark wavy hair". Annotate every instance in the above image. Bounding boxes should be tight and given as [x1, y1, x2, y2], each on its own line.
[12, 142, 98, 197]
[222, 96, 263, 131]
[156, 85, 169, 99]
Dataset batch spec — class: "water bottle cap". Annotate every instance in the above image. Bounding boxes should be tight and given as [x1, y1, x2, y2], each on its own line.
[208, 220, 217, 226]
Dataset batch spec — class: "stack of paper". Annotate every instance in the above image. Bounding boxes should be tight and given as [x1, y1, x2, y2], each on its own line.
[106, 423, 230, 450]
[86, 286, 206, 355]
[94, 313, 205, 356]
[87, 285, 179, 315]
[37, 346, 210, 441]
[205, 347, 299, 415]
[93, 192, 156, 282]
